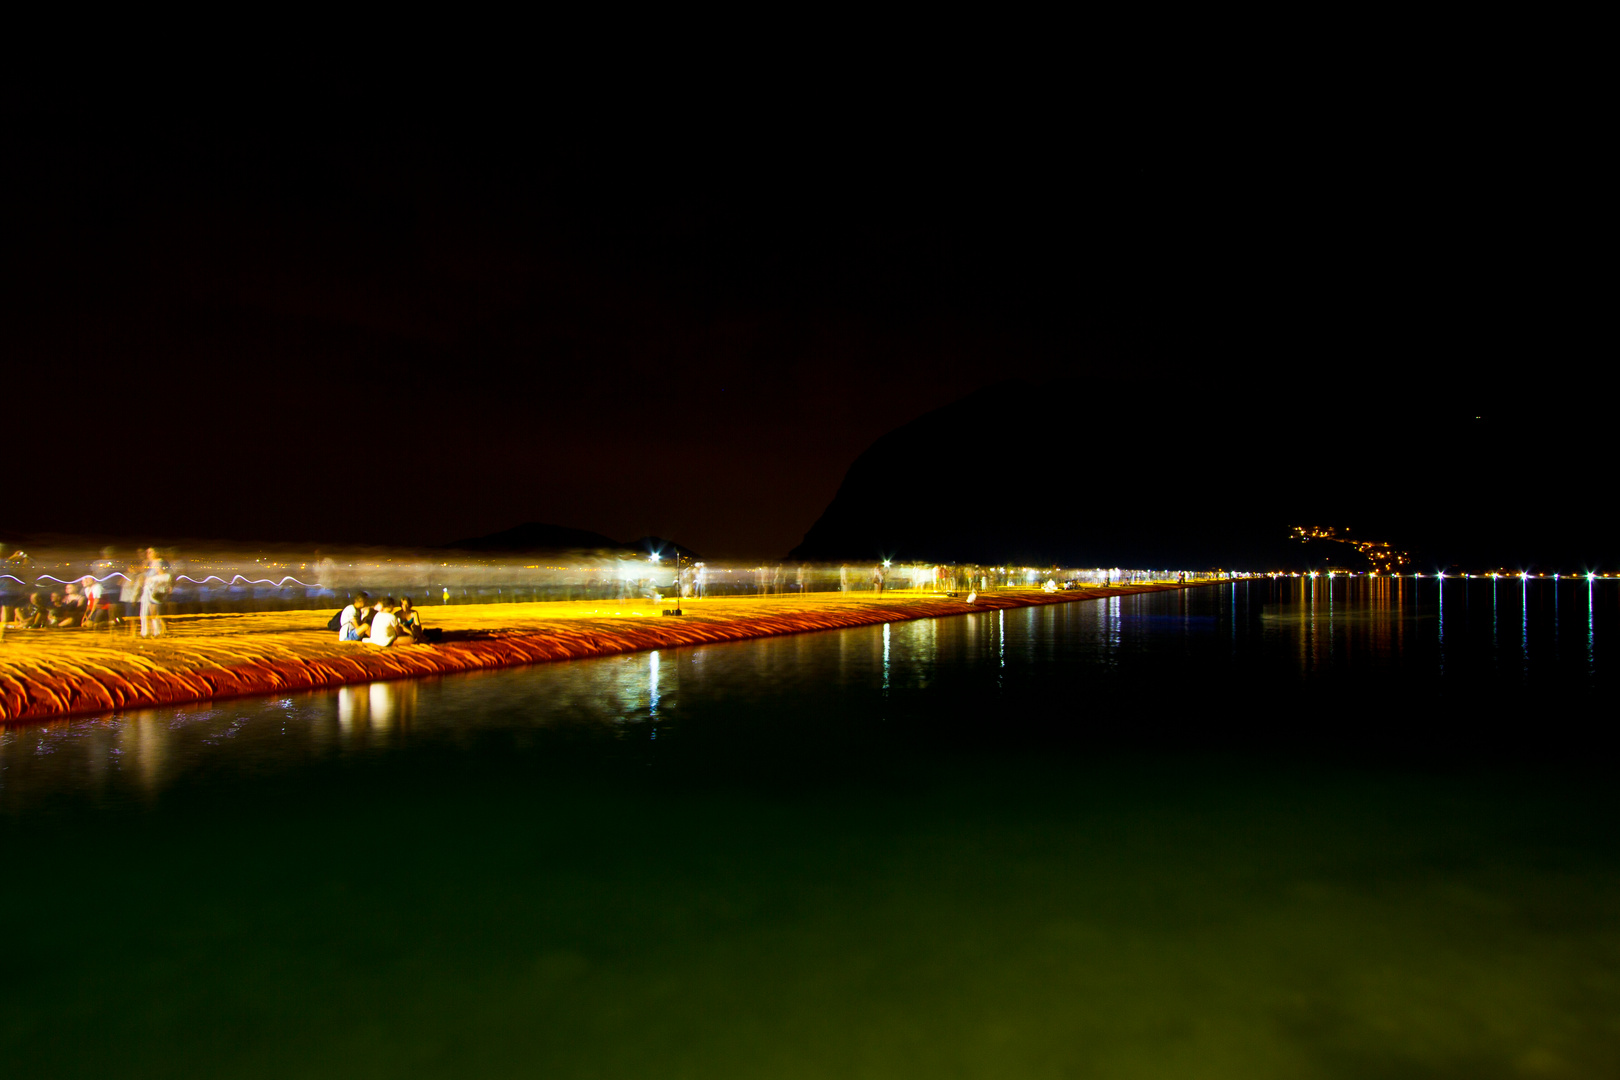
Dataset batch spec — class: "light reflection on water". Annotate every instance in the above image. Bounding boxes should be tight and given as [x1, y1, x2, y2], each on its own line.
[1522, 575, 1530, 676]
[649, 648, 661, 719]
[5, 579, 1611, 808]
[1437, 575, 1444, 672]
[2, 582, 1618, 1078]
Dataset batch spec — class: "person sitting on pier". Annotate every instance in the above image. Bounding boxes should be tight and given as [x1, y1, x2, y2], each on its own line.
[17, 593, 50, 629]
[57, 584, 87, 626]
[338, 592, 371, 642]
[367, 597, 409, 647]
[396, 596, 424, 643]
[23, 591, 75, 629]
[81, 575, 113, 627]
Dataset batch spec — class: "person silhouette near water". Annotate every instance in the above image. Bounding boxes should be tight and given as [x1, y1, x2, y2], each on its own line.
[139, 548, 171, 638]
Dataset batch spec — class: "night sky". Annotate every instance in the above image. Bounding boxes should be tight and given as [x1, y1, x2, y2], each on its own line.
[4, 91, 1603, 559]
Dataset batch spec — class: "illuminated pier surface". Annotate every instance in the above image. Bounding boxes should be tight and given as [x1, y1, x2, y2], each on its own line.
[0, 585, 1198, 725]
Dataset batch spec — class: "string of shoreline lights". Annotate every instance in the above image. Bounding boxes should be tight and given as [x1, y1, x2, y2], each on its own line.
[1280, 571, 1608, 582]
[6, 569, 1615, 589]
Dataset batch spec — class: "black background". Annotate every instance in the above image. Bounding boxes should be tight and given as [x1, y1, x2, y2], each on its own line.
[4, 74, 1606, 560]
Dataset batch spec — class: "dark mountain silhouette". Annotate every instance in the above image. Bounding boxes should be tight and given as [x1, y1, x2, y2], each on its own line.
[789, 382, 1613, 572]
[442, 522, 631, 554]
[627, 536, 702, 562]
[444, 523, 702, 561]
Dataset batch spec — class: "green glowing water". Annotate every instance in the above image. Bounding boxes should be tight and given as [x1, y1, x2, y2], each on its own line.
[3, 579, 1617, 1077]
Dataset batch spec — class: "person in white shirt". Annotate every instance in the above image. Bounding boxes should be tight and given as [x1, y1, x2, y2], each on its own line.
[368, 597, 408, 647]
[79, 575, 107, 626]
[338, 592, 370, 642]
[139, 549, 171, 638]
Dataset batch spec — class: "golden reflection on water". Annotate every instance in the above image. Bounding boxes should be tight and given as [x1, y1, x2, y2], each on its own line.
[119, 711, 171, 794]
[336, 681, 418, 740]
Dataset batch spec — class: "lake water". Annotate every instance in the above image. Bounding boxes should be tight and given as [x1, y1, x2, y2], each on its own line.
[3, 579, 1617, 1078]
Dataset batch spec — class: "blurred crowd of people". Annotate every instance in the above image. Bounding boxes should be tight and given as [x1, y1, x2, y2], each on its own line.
[3, 548, 174, 637]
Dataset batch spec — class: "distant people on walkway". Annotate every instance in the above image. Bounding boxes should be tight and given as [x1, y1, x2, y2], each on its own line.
[872, 566, 885, 595]
[120, 552, 143, 624]
[0, 545, 21, 629]
[89, 548, 117, 620]
[312, 550, 338, 597]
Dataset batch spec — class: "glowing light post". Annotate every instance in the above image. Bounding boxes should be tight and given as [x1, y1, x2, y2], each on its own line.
[659, 548, 682, 617]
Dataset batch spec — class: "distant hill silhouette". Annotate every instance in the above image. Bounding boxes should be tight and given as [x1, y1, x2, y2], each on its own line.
[444, 523, 701, 561]
[789, 382, 1613, 572]
[626, 536, 702, 562]
[443, 522, 631, 553]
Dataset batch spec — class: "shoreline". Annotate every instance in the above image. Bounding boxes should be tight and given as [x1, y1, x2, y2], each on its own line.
[1, 584, 1201, 726]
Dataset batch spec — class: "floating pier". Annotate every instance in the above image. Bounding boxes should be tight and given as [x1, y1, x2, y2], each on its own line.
[1, 585, 1197, 725]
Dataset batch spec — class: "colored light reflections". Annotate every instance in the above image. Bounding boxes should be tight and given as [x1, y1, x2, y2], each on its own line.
[0, 584, 1202, 724]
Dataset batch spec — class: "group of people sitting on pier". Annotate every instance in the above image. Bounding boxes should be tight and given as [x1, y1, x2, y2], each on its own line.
[6, 581, 102, 629]
[333, 592, 431, 647]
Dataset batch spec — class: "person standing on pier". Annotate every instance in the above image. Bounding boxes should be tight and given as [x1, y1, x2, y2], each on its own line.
[139, 548, 171, 638]
[118, 552, 143, 626]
